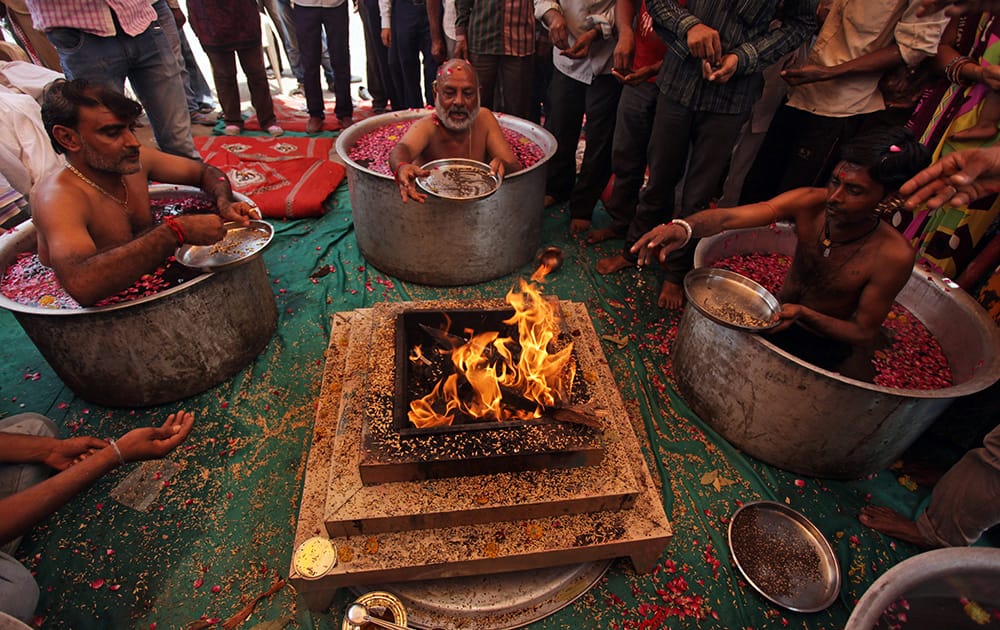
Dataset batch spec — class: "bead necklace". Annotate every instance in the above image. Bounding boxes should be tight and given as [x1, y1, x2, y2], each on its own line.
[820, 216, 880, 257]
[65, 163, 130, 215]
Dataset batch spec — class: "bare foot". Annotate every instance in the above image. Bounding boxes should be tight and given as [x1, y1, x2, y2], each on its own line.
[948, 124, 1000, 142]
[859, 506, 937, 548]
[658, 280, 684, 309]
[570, 218, 591, 234]
[596, 253, 633, 275]
[586, 227, 623, 244]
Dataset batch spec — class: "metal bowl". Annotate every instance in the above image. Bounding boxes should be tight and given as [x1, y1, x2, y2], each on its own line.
[684, 267, 781, 331]
[176, 219, 274, 272]
[727, 501, 840, 612]
[416, 158, 501, 200]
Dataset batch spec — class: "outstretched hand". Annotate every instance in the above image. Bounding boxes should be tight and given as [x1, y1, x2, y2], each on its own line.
[630, 222, 687, 266]
[561, 28, 598, 60]
[395, 163, 430, 203]
[43, 436, 108, 471]
[900, 145, 1000, 210]
[115, 411, 195, 463]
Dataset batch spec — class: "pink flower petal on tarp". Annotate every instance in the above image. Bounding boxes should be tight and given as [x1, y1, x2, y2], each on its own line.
[91, 578, 105, 589]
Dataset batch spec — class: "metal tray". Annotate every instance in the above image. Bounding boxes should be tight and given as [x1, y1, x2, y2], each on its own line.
[349, 560, 611, 629]
[727, 501, 840, 612]
[684, 267, 781, 331]
[175, 220, 273, 272]
[416, 158, 501, 200]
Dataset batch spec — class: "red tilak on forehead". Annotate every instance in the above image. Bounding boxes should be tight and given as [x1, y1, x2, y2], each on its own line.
[838, 170, 847, 179]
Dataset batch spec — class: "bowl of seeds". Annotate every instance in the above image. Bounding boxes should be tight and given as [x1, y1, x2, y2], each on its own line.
[416, 158, 501, 201]
[176, 219, 274, 273]
[683, 267, 781, 332]
[727, 501, 840, 612]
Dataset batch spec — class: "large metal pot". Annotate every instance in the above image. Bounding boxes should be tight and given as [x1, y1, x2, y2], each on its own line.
[672, 225, 1000, 478]
[335, 110, 557, 286]
[0, 185, 278, 407]
[846, 548, 1000, 629]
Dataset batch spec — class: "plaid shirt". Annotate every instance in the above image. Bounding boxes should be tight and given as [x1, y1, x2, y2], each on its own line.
[456, 0, 536, 57]
[646, 0, 816, 114]
[25, 0, 157, 38]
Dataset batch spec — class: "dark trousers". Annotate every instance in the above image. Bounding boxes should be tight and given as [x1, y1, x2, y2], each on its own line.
[205, 46, 275, 128]
[389, 0, 437, 108]
[359, 0, 396, 109]
[740, 105, 871, 204]
[625, 94, 748, 284]
[469, 53, 534, 120]
[544, 69, 621, 219]
[294, 3, 352, 119]
[604, 80, 659, 236]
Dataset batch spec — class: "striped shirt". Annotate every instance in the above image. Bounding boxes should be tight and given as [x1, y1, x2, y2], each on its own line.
[25, 0, 157, 38]
[646, 0, 816, 114]
[456, 0, 535, 57]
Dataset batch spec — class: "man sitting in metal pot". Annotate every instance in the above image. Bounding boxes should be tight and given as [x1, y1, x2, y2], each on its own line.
[389, 59, 522, 203]
[31, 79, 259, 306]
[632, 128, 931, 373]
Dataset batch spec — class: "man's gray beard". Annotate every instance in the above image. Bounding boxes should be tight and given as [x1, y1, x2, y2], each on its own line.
[435, 102, 479, 132]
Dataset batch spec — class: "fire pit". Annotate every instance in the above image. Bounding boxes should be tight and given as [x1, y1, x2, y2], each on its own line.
[361, 281, 604, 484]
[290, 294, 672, 615]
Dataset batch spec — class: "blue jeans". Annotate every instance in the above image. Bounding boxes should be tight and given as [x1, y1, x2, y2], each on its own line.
[44, 1, 197, 159]
[271, 0, 335, 85]
[153, 0, 215, 113]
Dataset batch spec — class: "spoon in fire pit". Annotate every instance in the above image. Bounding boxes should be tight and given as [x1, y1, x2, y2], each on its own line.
[346, 603, 413, 630]
[530, 246, 564, 282]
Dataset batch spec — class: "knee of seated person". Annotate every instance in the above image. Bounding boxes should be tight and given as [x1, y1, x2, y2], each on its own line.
[0, 554, 39, 623]
[0, 413, 58, 439]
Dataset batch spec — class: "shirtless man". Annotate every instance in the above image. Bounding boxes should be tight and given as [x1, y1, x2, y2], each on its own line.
[33, 79, 259, 306]
[632, 129, 930, 360]
[389, 59, 521, 203]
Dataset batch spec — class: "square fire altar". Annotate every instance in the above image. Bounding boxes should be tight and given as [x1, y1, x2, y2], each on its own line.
[290, 289, 672, 612]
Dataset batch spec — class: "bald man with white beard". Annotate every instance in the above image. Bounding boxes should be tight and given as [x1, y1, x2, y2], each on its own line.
[388, 59, 521, 203]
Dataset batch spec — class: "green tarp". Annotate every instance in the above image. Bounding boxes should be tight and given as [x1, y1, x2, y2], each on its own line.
[0, 182, 990, 629]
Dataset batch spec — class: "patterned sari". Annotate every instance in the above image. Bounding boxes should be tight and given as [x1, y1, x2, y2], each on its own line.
[901, 13, 1000, 279]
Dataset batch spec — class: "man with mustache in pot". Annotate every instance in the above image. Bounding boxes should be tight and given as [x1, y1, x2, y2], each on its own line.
[389, 59, 522, 203]
[32, 79, 259, 306]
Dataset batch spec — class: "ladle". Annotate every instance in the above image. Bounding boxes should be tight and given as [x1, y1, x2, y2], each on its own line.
[346, 603, 412, 630]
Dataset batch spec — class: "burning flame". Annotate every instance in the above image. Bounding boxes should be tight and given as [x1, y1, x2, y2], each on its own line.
[408, 279, 575, 428]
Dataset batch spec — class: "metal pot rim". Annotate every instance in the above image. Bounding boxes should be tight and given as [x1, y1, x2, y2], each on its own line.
[334, 109, 557, 181]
